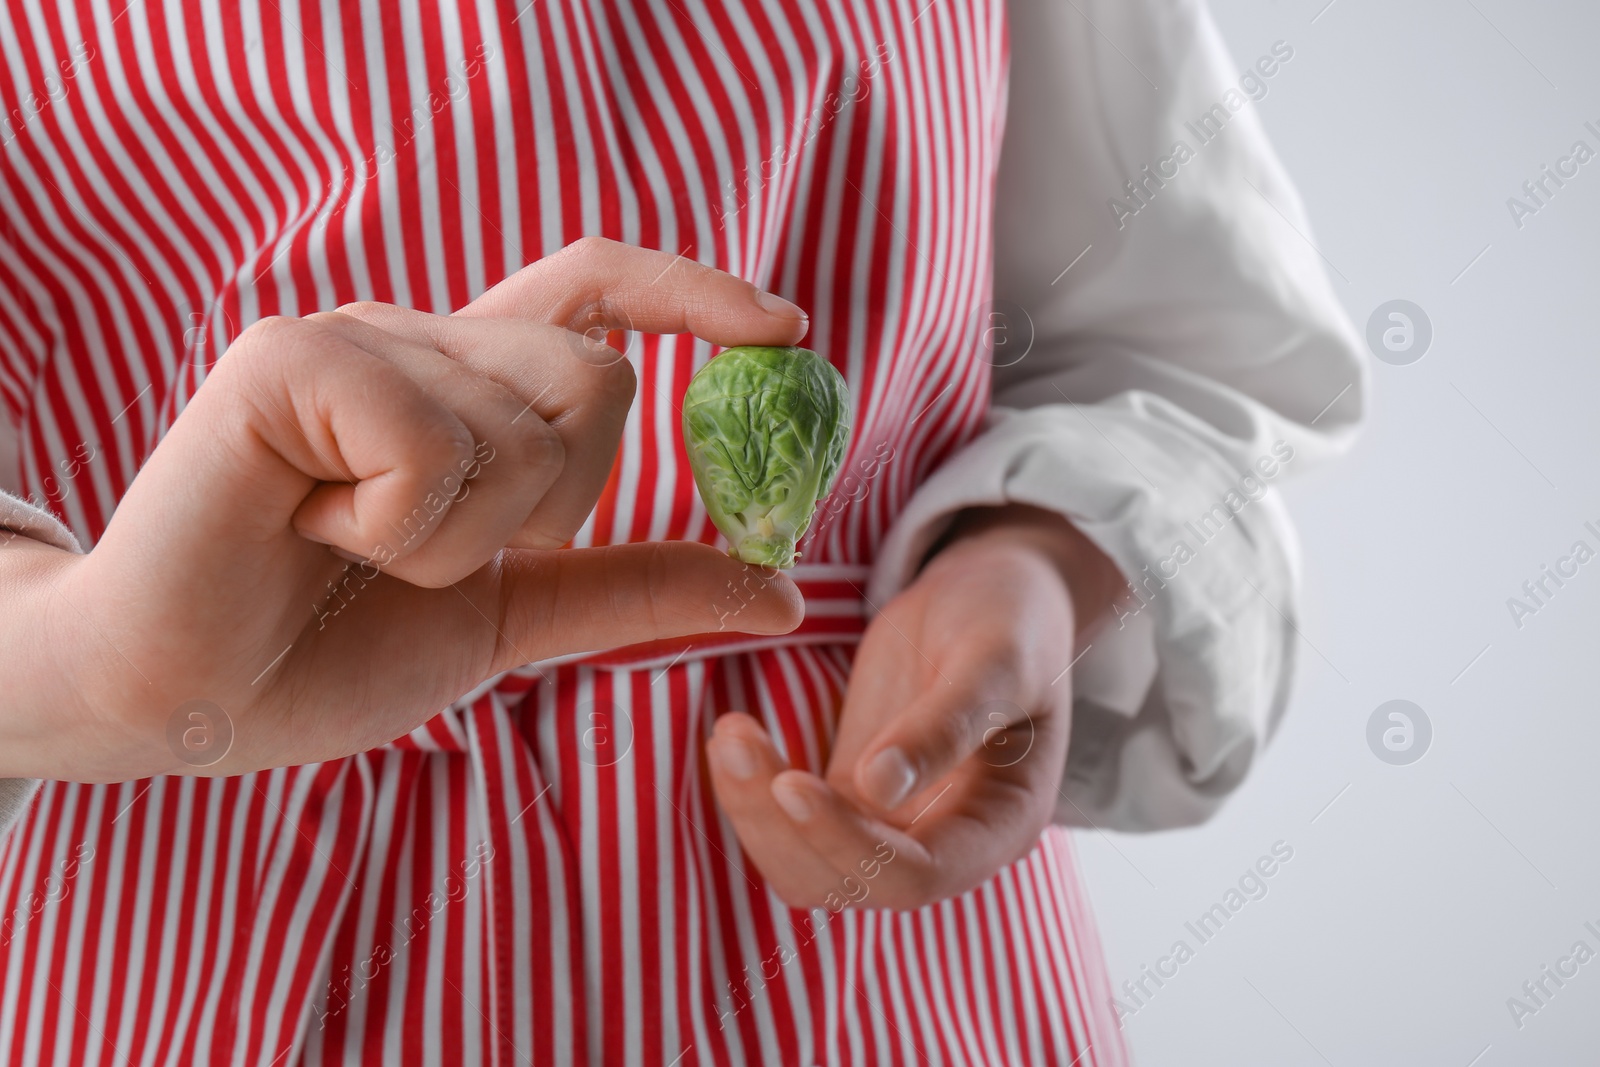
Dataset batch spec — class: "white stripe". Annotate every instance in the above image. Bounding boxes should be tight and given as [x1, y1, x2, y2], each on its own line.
[379, 769, 418, 1065]
[1035, 833, 1096, 1059]
[398, 3, 450, 314]
[470, 1, 523, 281]
[355, 2, 410, 311]
[73, 783, 117, 1067]
[878, 913, 937, 1067]
[980, 879, 1028, 1060]
[33, 0, 201, 496]
[939, 901, 987, 1066]
[439, 19, 488, 306]
[651, 662, 685, 1063]
[237, 769, 339, 1061]
[1005, 859, 1068, 1061]
[960, 891, 1009, 1065]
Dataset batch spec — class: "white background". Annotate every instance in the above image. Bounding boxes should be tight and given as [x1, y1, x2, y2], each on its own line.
[1077, 1, 1600, 1065]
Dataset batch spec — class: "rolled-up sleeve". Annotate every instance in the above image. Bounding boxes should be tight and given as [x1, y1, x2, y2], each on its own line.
[865, 0, 1367, 830]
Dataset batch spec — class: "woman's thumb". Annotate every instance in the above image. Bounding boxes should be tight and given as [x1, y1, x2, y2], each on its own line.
[491, 541, 803, 666]
[855, 687, 1031, 813]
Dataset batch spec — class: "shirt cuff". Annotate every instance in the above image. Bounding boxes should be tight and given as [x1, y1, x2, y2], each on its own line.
[866, 400, 1301, 831]
[1, 487, 83, 553]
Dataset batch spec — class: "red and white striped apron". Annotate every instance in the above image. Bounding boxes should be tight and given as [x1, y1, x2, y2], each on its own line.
[0, 2, 1130, 1063]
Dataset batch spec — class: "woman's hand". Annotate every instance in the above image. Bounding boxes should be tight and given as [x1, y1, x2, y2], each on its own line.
[3, 237, 806, 782]
[708, 504, 1125, 910]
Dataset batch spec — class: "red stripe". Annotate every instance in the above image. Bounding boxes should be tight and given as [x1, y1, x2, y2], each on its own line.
[4, 782, 56, 1059]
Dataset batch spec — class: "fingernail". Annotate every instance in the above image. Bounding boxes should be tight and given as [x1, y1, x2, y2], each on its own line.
[755, 290, 807, 321]
[298, 528, 330, 545]
[862, 747, 917, 810]
[715, 738, 757, 782]
[772, 780, 816, 823]
[331, 547, 370, 565]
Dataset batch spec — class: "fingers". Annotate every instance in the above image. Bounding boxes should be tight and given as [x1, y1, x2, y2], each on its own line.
[329, 235, 809, 549]
[107, 316, 493, 582]
[768, 770, 948, 908]
[770, 767, 1038, 908]
[844, 680, 1029, 814]
[843, 686, 1070, 897]
[492, 541, 803, 667]
[292, 312, 568, 584]
[277, 237, 810, 562]
[709, 712, 1037, 911]
[327, 302, 633, 549]
[707, 713, 864, 909]
[456, 235, 810, 348]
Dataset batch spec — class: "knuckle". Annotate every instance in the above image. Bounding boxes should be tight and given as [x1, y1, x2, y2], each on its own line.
[907, 718, 968, 777]
[501, 551, 555, 659]
[439, 423, 481, 467]
[221, 315, 315, 379]
[504, 413, 565, 477]
[585, 545, 653, 624]
[302, 310, 353, 330]
[963, 698, 1018, 758]
[302, 310, 380, 343]
[635, 542, 668, 630]
[409, 411, 478, 474]
[595, 358, 638, 408]
[331, 299, 397, 323]
[236, 313, 305, 349]
[559, 234, 614, 259]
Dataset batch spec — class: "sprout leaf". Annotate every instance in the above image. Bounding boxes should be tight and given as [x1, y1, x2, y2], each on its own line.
[682, 346, 851, 568]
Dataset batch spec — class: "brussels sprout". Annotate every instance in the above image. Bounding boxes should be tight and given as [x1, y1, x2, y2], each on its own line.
[682, 345, 851, 569]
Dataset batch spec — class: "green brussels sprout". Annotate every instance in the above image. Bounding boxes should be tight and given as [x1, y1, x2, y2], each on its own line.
[682, 345, 851, 569]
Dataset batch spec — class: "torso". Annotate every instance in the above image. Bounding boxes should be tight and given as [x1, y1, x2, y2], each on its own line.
[0, 3, 1127, 1063]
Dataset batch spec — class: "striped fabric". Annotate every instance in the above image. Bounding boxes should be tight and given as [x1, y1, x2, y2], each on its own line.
[0, 2, 1129, 1064]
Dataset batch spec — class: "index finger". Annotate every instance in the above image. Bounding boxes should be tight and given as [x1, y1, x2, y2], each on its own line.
[455, 235, 809, 347]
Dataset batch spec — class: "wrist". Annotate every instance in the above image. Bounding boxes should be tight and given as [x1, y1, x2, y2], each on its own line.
[0, 539, 93, 779]
[930, 503, 1127, 638]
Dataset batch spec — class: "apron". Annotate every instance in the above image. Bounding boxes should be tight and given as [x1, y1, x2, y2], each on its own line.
[0, 2, 1129, 1063]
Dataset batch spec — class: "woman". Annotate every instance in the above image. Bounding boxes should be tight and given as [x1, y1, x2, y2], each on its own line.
[0, 0, 1363, 1063]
